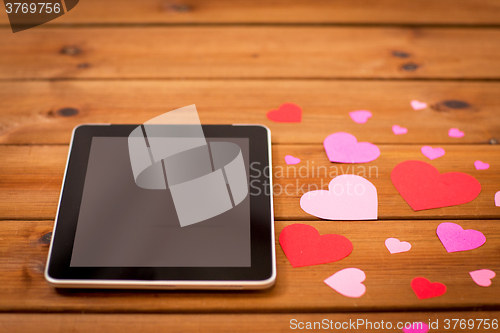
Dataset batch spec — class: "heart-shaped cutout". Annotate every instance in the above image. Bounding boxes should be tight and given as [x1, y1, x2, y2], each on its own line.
[266, 103, 302, 123]
[411, 277, 447, 300]
[324, 268, 366, 298]
[349, 110, 372, 124]
[474, 160, 490, 170]
[469, 269, 496, 287]
[279, 224, 353, 268]
[411, 100, 427, 110]
[285, 155, 301, 165]
[402, 322, 430, 333]
[300, 175, 378, 220]
[392, 125, 408, 135]
[421, 146, 445, 160]
[385, 238, 411, 254]
[323, 132, 380, 163]
[437, 222, 486, 253]
[448, 128, 465, 138]
[391, 160, 481, 211]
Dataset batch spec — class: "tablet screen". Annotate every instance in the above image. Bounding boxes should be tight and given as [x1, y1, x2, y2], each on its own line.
[70, 137, 251, 267]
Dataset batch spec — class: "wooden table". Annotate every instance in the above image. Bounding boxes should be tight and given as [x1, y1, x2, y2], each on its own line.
[1, 1, 500, 332]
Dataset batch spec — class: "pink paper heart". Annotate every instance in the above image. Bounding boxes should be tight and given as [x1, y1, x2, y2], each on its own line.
[436, 222, 486, 253]
[402, 322, 430, 333]
[392, 125, 408, 135]
[323, 132, 381, 163]
[469, 269, 496, 287]
[349, 110, 372, 124]
[474, 160, 490, 170]
[324, 268, 366, 298]
[495, 191, 500, 207]
[285, 155, 301, 165]
[300, 175, 378, 220]
[385, 238, 412, 254]
[411, 100, 427, 110]
[448, 128, 465, 138]
[421, 146, 445, 160]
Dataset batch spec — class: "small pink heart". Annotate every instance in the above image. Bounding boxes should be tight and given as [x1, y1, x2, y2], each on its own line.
[323, 132, 381, 163]
[421, 146, 445, 160]
[300, 175, 378, 220]
[349, 110, 372, 124]
[470, 269, 496, 287]
[474, 160, 490, 170]
[495, 191, 500, 207]
[402, 322, 430, 333]
[437, 222, 486, 253]
[411, 100, 427, 110]
[448, 128, 465, 138]
[385, 238, 411, 254]
[324, 268, 366, 298]
[392, 125, 408, 135]
[285, 155, 301, 165]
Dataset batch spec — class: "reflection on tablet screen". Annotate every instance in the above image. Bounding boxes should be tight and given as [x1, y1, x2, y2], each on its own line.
[70, 136, 250, 268]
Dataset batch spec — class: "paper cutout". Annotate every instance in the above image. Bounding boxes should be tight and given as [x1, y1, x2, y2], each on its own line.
[323, 132, 381, 163]
[324, 268, 366, 298]
[411, 277, 447, 300]
[300, 175, 378, 220]
[392, 125, 408, 135]
[391, 160, 481, 211]
[448, 128, 465, 138]
[436, 222, 486, 253]
[349, 110, 372, 124]
[266, 103, 302, 123]
[496, 191, 500, 207]
[469, 269, 496, 287]
[411, 100, 427, 110]
[285, 155, 301, 165]
[279, 224, 353, 268]
[402, 322, 430, 333]
[385, 238, 411, 254]
[474, 160, 490, 170]
[421, 146, 445, 160]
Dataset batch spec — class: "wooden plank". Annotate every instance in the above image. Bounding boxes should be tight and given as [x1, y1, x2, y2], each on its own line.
[1, 312, 500, 333]
[0, 80, 499, 145]
[1, 27, 500, 79]
[0, 220, 498, 312]
[1, 0, 499, 25]
[1, 145, 499, 221]
[273, 144, 500, 221]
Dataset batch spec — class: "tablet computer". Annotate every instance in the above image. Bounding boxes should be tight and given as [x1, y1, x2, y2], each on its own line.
[45, 124, 275, 290]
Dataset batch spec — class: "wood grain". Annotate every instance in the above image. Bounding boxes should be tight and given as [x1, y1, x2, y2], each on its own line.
[1, 312, 500, 333]
[1, 27, 499, 79]
[0, 80, 499, 145]
[0, 220, 498, 312]
[1, 145, 499, 221]
[1, 0, 499, 25]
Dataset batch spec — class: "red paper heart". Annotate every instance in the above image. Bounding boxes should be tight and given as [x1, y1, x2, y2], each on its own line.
[279, 224, 353, 268]
[267, 103, 302, 123]
[411, 277, 447, 300]
[391, 160, 481, 211]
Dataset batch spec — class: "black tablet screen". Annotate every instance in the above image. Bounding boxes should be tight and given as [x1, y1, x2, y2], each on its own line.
[70, 137, 251, 267]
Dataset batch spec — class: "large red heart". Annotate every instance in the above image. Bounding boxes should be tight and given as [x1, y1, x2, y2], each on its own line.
[411, 277, 447, 300]
[391, 160, 481, 211]
[267, 103, 302, 123]
[279, 224, 353, 268]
